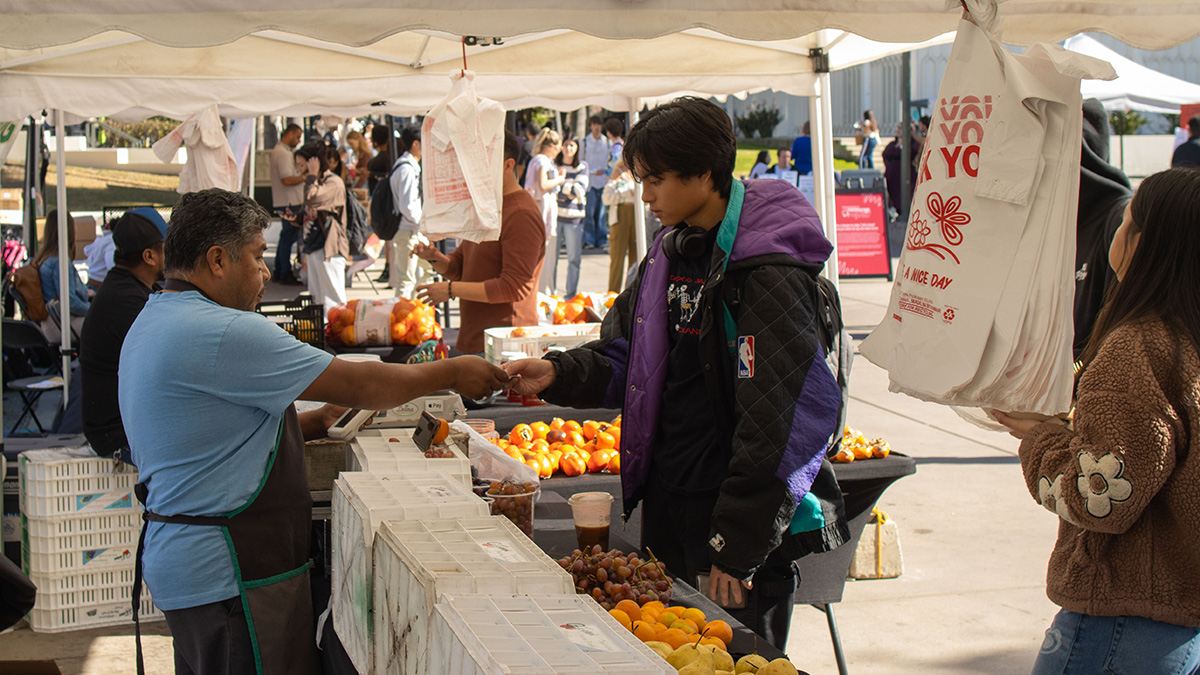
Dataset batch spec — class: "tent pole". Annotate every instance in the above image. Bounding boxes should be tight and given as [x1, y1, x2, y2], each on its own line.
[900, 51, 913, 221]
[245, 118, 257, 197]
[630, 98, 647, 262]
[810, 40, 840, 288]
[54, 110, 72, 403]
[23, 116, 39, 257]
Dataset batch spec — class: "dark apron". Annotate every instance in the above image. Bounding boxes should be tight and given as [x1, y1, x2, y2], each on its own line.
[134, 279, 318, 675]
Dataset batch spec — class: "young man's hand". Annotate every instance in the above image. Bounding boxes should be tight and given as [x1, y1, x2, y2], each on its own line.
[708, 565, 752, 607]
[501, 358, 556, 395]
[411, 242, 448, 265]
[416, 282, 450, 305]
[451, 355, 510, 400]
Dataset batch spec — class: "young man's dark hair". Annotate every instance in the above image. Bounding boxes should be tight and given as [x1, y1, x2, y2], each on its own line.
[623, 96, 737, 199]
[588, 115, 604, 128]
[524, 121, 542, 139]
[604, 117, 625, 140]
[399, 125, 421, 154]
[165, 189, 271, 276]
[1189, 115, 1200, 137]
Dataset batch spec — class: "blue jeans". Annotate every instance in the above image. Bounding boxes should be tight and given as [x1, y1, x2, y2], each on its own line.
[1032, 609, 1200, 675]
[560, 217, 584, 297]
[274, 211, 302, 279]
[584, 186, 608, 248]
[859, 136, 877, 169]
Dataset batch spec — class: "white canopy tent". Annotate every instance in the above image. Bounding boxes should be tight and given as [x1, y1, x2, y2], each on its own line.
[4, 0, 1200, 410]
[1067, 34, 1200, 113]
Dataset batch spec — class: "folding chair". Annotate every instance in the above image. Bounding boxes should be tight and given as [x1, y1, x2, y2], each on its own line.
[3, 319, 64, 435]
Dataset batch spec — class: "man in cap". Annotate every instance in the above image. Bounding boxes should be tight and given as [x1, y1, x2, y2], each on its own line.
[80, 207, 169, 462]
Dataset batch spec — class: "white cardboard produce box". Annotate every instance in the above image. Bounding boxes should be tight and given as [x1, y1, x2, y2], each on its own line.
[348, 436, 471, 488]
[372, 517, 575, 675]
[332, 472, 489, 675]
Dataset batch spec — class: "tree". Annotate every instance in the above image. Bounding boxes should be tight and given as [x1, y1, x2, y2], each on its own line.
[734, 103, 783, 139]
[1109, 110, 1147, 136]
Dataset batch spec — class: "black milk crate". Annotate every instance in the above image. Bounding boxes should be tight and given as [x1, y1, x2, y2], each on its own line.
[256, 296, 325, 349]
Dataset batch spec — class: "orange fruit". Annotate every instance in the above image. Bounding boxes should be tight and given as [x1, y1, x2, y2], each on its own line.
[559, 453, 586, 477]
[681, 607, 706, 627]
[509, 423, 534, 445]
[529, 421, 550, 440]
[640, 608, 660, 625]
[667, 606, 686, 617]
[536, 453, 554, 479]
[658, 628, 690, 650]
[595, 431, 616, 450]
[608, 609, 632, 631]
[701, 619, 733, 647]
[641, 600, 665, 614]
[582, 420, 601, 441]
[657, 611, 679, 627]
[615, 599, 641, 622]
[549, 417, 566, 430]
[565, 430, 586, 448]
[562, 420, 583, 433]
[606, 453, 621, 475]
[699, 635, 727, 651]
[607, 427, 620, 449]
[587, 450, 614, 473]
[631, 621, 657, 642]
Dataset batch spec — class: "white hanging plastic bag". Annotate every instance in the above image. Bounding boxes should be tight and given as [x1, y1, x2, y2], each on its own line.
[421, 70, 506, 243]
[152, 104, 239, 193]
[859, 0, 1115, 423]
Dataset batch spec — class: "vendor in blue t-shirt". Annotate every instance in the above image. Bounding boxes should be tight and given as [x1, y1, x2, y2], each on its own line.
[119, 188, 508, 675]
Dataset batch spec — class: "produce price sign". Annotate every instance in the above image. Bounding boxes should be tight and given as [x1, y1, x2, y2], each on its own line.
[834, 190, 892, 279]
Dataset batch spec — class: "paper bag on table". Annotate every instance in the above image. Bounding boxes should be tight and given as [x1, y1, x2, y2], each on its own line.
[421, 70, 506, 243]
[858, 0, 1115, 424]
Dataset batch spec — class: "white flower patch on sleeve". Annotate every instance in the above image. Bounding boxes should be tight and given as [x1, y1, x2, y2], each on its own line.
[1037, 474, 1080, 525]
[1076, 453, 1133, 518]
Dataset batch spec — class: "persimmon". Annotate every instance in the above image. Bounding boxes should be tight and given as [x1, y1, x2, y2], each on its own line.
[509, 423, 534, 445]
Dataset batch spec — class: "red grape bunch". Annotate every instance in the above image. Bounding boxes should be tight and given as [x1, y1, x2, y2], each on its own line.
[556, 545, 673, 611]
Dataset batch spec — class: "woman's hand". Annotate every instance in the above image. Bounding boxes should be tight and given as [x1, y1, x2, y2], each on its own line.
[305, 156, 321, 177]
[416, 282, 450, 305]
[411, 242, 448, 266]
[991, 410, 1042, 439]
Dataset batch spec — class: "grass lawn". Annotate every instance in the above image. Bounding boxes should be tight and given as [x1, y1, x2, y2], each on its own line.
[734, 142, 857, 178]
[1, 162, 180, 213]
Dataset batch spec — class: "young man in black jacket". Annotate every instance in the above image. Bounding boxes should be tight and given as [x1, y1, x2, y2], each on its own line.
[504, 97, 850, 649]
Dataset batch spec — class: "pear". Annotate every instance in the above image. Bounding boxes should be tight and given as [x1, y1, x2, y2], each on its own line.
[667, 643, 707, 670]
[644, 641, 674, 661]
[676, 650, 716, 675]
[717, 672, 735, 675]
[734, 653, 770, 674]
[756, 658, 799, 675]
[695, 644, 735, 672]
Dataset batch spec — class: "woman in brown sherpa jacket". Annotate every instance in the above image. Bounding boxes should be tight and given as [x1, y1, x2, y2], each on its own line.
[996, 168, 1200, 674]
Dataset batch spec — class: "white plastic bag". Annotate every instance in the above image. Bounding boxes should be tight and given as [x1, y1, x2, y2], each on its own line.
[420, 70, 506, 243]
[859, 0, 1116, 424]
[152, 104, 239, 193]
[452, 420, 539, 485]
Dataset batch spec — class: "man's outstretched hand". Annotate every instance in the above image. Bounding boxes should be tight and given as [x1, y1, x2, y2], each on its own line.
[501, 358, 556, 396]
[451, 355, 510, 400]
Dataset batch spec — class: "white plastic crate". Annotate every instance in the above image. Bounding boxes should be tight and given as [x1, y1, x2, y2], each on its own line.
[19, 447, 139, 518]
[332, 472, 489, 675]
[348, 437, 471, 487]
[22, 511, 140, 575]
[365, 392, 468, 429]
[483, 323, 601, 364]
[430, 594, 674, 674]
[372, 517, 575, 675]
[29, 575, 162, 633]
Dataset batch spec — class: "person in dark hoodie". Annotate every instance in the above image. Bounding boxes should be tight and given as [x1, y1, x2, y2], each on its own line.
[503, 97, 849, 649]
[1074, 98, 1134, 360]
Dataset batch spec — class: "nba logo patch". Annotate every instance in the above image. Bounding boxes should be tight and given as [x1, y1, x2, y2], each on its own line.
[737, 336, 755, 378]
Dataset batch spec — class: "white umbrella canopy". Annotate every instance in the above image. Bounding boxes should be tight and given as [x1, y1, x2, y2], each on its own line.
[2, 0, 1199, 49]
[1067, 34, 1200, 114]
[0, 28, 955, 120]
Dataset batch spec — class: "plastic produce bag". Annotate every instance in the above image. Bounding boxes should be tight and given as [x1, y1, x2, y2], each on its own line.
[421, 70, 506, 243]
[325, 297, 442, 347]
[452, 420, 539, 485]
[859, 0, 1115, 426]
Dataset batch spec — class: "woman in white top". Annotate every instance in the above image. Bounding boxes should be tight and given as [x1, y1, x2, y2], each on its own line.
[524, 128, 565, 295]
[748, 150, 772, 179]
[556, 138, 589, 298]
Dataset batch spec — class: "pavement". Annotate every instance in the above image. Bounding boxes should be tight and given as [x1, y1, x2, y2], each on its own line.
[0, 228, 1060, 674]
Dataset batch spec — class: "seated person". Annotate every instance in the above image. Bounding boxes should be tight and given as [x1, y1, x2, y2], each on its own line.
[34, 210, 90, 341]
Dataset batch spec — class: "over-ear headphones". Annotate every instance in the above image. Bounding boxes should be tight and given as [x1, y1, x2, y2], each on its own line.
[662, 225, 710, 262]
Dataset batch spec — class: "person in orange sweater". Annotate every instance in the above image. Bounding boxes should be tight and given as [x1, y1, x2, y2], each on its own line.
[412, 131, 546, 354]
[995, 168, 1200, 674]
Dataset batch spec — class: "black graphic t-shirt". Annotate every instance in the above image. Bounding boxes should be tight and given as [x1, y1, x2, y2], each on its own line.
[653, 227, 730, 494]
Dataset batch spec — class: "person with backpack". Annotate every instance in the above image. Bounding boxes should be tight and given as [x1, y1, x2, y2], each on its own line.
[502, 97, 849, 649]
[387, 125, 427, 299]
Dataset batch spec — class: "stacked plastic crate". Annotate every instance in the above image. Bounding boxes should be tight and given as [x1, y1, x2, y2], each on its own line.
[19, 447, 162, 632]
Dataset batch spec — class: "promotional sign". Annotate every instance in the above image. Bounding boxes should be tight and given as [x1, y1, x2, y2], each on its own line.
[834, 190, 892, 279]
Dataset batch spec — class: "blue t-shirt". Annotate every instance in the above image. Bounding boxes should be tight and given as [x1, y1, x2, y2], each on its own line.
[119, 291, 333, 610]
[791, 136, 813, 175]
